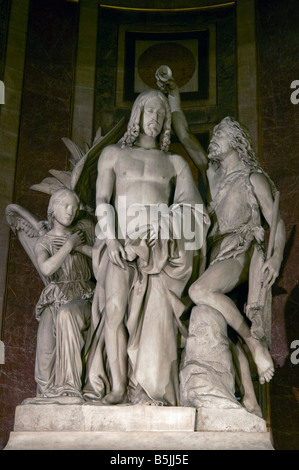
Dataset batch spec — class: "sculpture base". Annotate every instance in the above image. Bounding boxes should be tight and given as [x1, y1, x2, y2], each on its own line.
[4, 402, 274, 450]
[5, 430, 273, 451]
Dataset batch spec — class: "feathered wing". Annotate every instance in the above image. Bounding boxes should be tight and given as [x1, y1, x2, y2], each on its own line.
[5, 204, 49, 285]
[61, 137, 85, 169]
[30, 176, 68, 195]
[30, 117, 128, 214]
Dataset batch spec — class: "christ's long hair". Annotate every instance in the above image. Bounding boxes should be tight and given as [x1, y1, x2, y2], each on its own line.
[120, 89, 172, 152]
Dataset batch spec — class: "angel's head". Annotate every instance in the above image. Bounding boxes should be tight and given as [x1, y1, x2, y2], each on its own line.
[121, 89, 172, 151]
[47, 188, 80, 228]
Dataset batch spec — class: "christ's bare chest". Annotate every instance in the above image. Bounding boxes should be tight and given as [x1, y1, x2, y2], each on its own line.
[115, 148, 174, 183]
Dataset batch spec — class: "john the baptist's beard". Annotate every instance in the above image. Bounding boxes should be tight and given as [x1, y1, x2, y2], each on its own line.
[208, 141, 222, 159]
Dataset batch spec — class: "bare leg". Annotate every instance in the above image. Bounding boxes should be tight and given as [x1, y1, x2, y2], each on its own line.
[189, 255, 274, 385]
[231, 340, 262, 417]
[101, 262, 130, 404]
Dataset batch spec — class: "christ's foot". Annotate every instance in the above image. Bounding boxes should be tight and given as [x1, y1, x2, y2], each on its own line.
[100, 390, 128, 405]
[66, 391, 82, 397]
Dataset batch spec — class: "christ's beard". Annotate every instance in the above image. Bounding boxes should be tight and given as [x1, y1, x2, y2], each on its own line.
[146, 124, 160, 138]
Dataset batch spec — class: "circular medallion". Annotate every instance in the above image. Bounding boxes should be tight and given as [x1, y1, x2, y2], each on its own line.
[137, 42, 196, 90]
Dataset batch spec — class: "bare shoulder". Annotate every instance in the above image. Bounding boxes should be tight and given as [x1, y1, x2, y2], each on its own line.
[250, 171, 272, 194]
[168, 152, 189, 175]
[98, 143, 122, 169]
[99, 143, 122, 159]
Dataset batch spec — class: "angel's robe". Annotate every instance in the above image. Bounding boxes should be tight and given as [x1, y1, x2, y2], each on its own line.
[34, 229, 94, 398]
[83, 162, 210, 405]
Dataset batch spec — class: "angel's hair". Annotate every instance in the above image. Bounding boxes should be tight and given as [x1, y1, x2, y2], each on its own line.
[120, 89, 172, 152]
[47, 188, 80, 228]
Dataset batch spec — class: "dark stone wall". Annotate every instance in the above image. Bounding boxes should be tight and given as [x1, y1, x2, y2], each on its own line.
[94, 5, 237, 135]
[0, 0, 11, 81]
[256, 0, 299, 450]
[0, 0, 298, 451]
[0, 0, 79, 449]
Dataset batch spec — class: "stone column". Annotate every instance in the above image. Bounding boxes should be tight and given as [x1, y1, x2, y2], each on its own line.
[0, 0, 30, 341]
[71, 0, 98, 148]
[236, 0, 259, 154]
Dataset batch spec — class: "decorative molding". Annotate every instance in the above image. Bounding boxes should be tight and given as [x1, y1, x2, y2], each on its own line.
[116, 24, 216, 109]
[99, 2, 235, 12]
[236, 0, 259, 154]
[71, 0, 98, 147]
[0, 0, 30, 339]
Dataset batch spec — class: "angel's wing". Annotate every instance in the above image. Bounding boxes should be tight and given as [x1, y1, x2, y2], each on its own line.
[72, 116, 128, 211]
[30, 176, 68, 195]
[5, 204, 49, 285]
[29, 117, 128, 213]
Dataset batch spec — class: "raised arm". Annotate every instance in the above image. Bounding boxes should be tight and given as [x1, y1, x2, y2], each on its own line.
[159, 80, 210, 203]
[250, 172, 286, 289]
[168, 83, 208, 173]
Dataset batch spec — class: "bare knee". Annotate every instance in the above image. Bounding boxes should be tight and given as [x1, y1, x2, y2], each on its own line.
[105, 298, 126, 330]
[189, 280, 210, 305]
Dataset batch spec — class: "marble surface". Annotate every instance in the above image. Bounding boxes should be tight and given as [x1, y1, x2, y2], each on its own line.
[196, 407, 267, 433]
[1, 0, 299, 452]
[5, 430, 274, 451]
[180, 306, 238, 410]
[5, 403, 273, 450]
[13, 404, 196, 433]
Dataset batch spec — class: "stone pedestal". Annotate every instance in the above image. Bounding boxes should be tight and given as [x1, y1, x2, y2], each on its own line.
[5, 302, 274, 450]
[5, 403, 274, 450]
[180, 305, 240, 409]
[11, 403, 196, 433]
